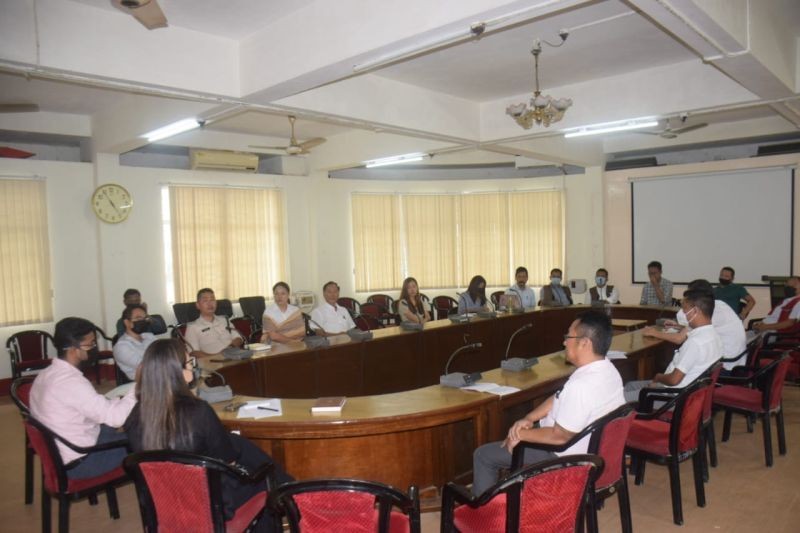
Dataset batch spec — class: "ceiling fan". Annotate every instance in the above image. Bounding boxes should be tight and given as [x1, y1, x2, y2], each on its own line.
[111, 0, 168, 30]
[0, 103, 39, 113]
[636, 117, 708, 139]
[249, 116, 327, 156]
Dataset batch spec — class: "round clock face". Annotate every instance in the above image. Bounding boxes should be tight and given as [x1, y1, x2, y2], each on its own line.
[91, 184, 132, 224]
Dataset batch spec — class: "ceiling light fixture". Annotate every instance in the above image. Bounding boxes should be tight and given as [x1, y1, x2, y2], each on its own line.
[142, 118, 201, 143]
[563, 119, 659, 138]
[507, 33, 571, 129]
[364, 152, 428, 168]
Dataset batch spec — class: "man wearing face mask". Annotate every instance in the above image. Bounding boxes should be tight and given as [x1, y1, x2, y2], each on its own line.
[29, 317, 135, 479]
[751, 276, 800, 333]
[585, 268, 620, 305]
[114, 288, 167, 336]
[113, 304, 157, 381]
[624, 289, 721, 402]
[540, 268, 573, 307]
[714, 267, 755, 320]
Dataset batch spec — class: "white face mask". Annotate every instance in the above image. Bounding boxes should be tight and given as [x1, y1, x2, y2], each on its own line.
[595, 276, 606, 286]
[676, 308, 689, 327]
[551, 277, 561, 286]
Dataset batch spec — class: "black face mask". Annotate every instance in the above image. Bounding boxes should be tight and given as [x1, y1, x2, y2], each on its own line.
[131, 320, 149, 334]
[785, 286, 797, 298]
[79, 347, 99, 370]
[718, 278, 731, 286]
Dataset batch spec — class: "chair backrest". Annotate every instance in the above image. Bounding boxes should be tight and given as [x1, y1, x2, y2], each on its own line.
[359, 302, 384, 320]
[763, 354, 791, 411]
[10, 376, 35, 414]
[7, 330, 55, 363]
[588, 404, 637, 491]
[490, 291, 504, 308]
[268, 478, 420, 533]
[172, 302, 200, 325]
[24, 417, 70, 495]
[336, 297, 361, 318]
[432, 296, 458, 319]
[367, 294, 394, 311]
[670, 378, 711, 454]
[238, 296, 266, 328]
[702, 362, 723, 422]
[230, 316, 254, 340]
[354, 315, 384, 331]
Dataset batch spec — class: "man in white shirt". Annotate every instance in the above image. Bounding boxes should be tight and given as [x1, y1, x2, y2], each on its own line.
[472, 311, 624, 495]
[310, 281, 356, 335]
[585, 268, 620, 305]
[184, 288, 243, 356]
[113, 304, 157, 380]
[625, 289, 721, 402]
[506, 266, 537, 309]
[752, 276, 800, 333]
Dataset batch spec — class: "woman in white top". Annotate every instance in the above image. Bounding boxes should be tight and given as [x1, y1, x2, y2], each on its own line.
[398, 277, 431, 324]
[261, 282, 305, 343]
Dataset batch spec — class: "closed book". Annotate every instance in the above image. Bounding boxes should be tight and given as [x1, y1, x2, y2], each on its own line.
[311, 396, 347, 413]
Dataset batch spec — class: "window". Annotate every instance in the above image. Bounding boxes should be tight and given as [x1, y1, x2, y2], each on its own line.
[167, 185, 286, 303]
[0, 178, 53, 326]
[352, 190, 563, 291]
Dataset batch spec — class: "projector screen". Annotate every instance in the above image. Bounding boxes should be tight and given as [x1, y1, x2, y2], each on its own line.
[631, 167, 794, 285]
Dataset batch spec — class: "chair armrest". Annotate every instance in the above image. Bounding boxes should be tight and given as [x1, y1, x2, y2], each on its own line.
[54, 431, 129, 454]
[228, 460, 275, 489]
[717, 374, 751, 386]
[443, 482, 475, 506]
[636, 386, 680, 413]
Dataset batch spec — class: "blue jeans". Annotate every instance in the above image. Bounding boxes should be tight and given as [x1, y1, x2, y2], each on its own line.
[66, 425, 128, 480]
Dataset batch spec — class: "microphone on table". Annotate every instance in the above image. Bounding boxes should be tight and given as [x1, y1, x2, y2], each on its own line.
[304, 316, 330, 348]
[440, 342, 483, 388]
[501, 323, 539, 372]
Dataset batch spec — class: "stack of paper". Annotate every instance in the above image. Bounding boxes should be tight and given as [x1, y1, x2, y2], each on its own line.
[461, 382, 521, 396]
[606, 350, 627, 360]
[237, 399, 283, 419]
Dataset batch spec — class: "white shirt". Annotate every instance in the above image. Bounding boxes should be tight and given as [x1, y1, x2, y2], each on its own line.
[763, 296, 800, 324]
[665, 324, 721, 387]
[113, 332, 156, 380]
[310, 302, 355, 334]
[711, 301, 747, 369]
[506, 285, 537, 308]
[184, 314, 240, 354]
[584, 285, 620, 305]
[540, 358, 624, 456]
[263, 302, 301, 325]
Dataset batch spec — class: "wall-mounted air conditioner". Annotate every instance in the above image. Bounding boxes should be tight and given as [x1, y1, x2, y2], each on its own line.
[189, 149, 259, 172]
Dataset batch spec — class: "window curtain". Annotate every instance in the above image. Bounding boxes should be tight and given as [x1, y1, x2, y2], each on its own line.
[352, 194, 402, 291]
[403, 194, 460, 289]
[509, 190, 563, 285]
[459, 193, 510, 287]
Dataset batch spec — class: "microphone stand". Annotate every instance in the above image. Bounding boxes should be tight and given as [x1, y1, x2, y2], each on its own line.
[304, 316, 331, 348]
[501, 323, 539, 372]
[440, 342, 483, 388]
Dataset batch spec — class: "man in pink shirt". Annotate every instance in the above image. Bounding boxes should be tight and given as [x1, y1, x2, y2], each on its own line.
[30, 317, 135, 479]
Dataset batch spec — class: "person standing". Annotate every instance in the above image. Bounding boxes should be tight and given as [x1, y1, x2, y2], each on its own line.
[714, 266, 756, 319]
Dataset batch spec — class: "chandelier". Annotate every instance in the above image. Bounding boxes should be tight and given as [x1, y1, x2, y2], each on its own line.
[506, 39, 572, 129]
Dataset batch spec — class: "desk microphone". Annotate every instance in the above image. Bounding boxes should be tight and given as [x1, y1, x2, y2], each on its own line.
[501, 323, 539, 372]
[304, 316, 330, 348]
[440, 342, 483, 388]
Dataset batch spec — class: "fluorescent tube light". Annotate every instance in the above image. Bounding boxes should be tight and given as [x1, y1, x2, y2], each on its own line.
[142, 118, 201, 143]
[364, 152, 427, 168]
[564, 120, 658, 138]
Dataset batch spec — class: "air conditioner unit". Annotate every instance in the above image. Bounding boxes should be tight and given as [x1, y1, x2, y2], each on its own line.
[189, 149, 259, 172]
[259, 154, 309, 176]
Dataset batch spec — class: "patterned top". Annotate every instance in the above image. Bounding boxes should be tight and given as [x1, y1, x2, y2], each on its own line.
[639, 278, 673, 306]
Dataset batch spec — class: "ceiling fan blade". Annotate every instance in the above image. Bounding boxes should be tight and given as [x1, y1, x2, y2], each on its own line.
[299, 137, 326, 150]
[248, 145, 289, 150]
[111, 0, 168, 30]
[0, 103, 39, 113]
[671, 123, 708, 135]
[633, 130, 663, 136]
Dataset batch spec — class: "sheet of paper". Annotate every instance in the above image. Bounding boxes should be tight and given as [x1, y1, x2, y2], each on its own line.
[606, 350, 627, 360]
[237, 398, 283, 419]
[104, 382, 134, 399]
[460, 383, 521, 396]
[482, 385, 521, 396]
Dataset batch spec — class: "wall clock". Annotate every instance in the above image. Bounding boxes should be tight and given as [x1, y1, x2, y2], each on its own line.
[91, 183, 132, 223]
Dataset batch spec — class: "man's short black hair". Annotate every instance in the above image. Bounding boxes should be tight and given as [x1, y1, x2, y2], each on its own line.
[683, 289, 715, 318]
[322, 281, 339, 292]
[122, 304, 147, 322]
[721, 266, 735, 277]
[647, 261, 662, 271]
[550, 268, 563, 276]
[596, 268, 609, 277]
[123, 288, 140, 300]
[687, 279, 714, 295]
[196, 288, 214, 301]
[515, 266, 528, 276]
[575, 311, 613, 356]
[53, 317, 96, 358]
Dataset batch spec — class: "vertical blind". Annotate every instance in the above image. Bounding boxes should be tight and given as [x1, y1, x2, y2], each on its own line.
[0, 179, 53, 326]
[169, 186, 286, 302]
[352, 190, 563, 291]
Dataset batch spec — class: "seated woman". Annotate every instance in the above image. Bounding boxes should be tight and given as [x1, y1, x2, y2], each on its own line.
[398, 277, 431, 324]
[261, 282, 305, 344]
[458, 275, 491, 314]
[124, 339, 293, 526]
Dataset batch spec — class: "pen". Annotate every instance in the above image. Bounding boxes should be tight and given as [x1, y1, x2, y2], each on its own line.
[257, 406, 279, 412]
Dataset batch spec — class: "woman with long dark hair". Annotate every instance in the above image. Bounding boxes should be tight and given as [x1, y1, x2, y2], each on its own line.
[124, 339, 292, 524]
[458, 275, 491, 314]
[398, 277, 430, 324]
[261, 281, 305, 343]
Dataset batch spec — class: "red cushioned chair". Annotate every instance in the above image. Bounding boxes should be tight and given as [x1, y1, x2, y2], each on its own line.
[510, 404, 636, 533]
[124, 450, 275, 533]
[337, 297, 361, 319]
[267, 478, 420, 533]
[759, 331, 800, 381]
[230, 316, 255, 343]
[11, 377, 36, 505]
[490, 291, 505, 310]
[432, 296, 458, 320]
[625, 378, 710, 526]
[713, 354, 791, 467]
[24, 416, 128, 533]
[91, 326, 116, 385]
[366, 294, 396, 325]
[359, 302, 386, 322]
[441, 455, 603, 533]
[354, 315, 385, 332]
[7, 330, 55, 380]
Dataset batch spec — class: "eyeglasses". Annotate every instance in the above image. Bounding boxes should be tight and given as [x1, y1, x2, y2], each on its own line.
[78, 341, 97, 350]
[563, 335, 585, 341]
[185, 356, 196, 368]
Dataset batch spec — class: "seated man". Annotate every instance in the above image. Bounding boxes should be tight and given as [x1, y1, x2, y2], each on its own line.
[310, 281, 355, 335]
[639, 260, 673, 306]
[115, 288, 167, 336]
[472, 312, 624, 496]
[585, 267, 620, 305]
[539, 268, 573, 307]
[30, 317, 135, 479]
[113, 304, 157, 380]
[714, 266, 755, 320]
[506, 266, 537, 308]
[643, 279, 745, 370]
[625, 289, 721, 402]
[184, 288, 243, 356]
[751, 276, 800, 334]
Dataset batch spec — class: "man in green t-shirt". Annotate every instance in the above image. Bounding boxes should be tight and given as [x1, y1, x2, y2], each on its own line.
[713, 266, 755, 319]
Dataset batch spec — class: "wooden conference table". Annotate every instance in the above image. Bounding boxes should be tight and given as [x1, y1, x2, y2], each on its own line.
[209, 305, 675, 501]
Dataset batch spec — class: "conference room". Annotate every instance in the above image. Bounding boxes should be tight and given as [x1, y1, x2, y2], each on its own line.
[1, 1, 799, 531]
